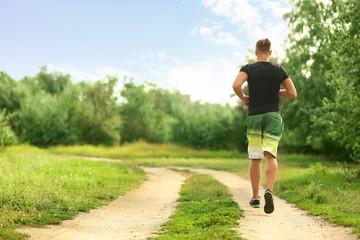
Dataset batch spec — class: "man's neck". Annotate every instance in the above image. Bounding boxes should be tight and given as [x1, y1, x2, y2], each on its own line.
[257, 56, 270, 62]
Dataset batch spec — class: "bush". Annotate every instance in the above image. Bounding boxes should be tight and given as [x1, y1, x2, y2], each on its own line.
[0, 110, 17, 148]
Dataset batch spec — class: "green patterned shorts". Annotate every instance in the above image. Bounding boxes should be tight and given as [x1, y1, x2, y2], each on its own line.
[245, 112, 284, 159]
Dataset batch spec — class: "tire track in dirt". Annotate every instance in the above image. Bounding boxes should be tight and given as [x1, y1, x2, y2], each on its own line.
[17, 167, 186, 240]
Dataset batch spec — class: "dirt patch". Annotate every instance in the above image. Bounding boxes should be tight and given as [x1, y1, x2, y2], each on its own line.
[17, 167, 186, 240]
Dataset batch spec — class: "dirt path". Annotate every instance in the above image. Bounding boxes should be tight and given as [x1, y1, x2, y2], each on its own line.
[180, 167, 356, 240]
[17, 158, 356, 240]
[17, 167, 186, 240]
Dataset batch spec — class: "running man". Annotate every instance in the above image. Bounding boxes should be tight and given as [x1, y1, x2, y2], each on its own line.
[232, 38, 297, 214]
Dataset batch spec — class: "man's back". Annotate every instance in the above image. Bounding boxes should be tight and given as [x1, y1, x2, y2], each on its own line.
[232, 38, 297, 214]
[240, 62, 288, 116]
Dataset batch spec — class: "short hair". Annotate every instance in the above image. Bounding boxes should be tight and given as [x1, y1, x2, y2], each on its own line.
[256, 38, 271, 54]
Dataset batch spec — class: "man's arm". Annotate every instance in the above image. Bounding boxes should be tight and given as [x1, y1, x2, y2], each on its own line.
[279, 78, 297, 98]
[232, 71, 249, 106]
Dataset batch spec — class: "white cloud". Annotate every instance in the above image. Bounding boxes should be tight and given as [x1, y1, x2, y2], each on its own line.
[138, 49, 168, 61]
[166, 58, 239, 104]
[195, 25, 241, 48]
[233, 51, 244, 57]
[46, 64, 137, 82]
[197, 0, 291, 61]
[260, 0, 291, 17]
[214, 32, 241, 47]
[201, 0, 261, 28]
[199, 26, 212, 36]
[157, 51, 168, 60]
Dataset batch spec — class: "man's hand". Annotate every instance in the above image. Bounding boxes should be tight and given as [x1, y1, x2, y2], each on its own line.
[241, 96, 249, 107]
[233, 72, 249, 107]
[279, 78, 297, 98]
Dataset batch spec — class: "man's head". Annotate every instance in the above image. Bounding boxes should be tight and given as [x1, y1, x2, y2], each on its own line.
[255, 38, 272, 57]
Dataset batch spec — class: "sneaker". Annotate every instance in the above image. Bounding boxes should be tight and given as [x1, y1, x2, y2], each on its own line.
[249, 198, 260, 208]
[264, 188, 274, 214]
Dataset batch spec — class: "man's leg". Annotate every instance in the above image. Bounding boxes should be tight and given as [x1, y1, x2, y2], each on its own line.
[264, 151, 278, 190]
[250, 158, 262, 198]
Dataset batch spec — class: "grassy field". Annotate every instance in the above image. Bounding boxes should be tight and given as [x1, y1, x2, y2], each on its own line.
[153, 174, 245, 240]
[51, 143, 360, 238]
[0, 145, 146, 240]
[2, 143, 360, 239]
[49, 142, 244, 159]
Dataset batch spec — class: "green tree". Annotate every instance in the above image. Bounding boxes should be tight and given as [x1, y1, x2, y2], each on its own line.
[78, 76, 121, 145]
[0, 109, 17, 148]
[119, 79, 171, 143]
[0, 72, 20, 113]
[281, 0, 359, 161]
[281, 0, 340, 153]
[16, 69, 121, 146]
[36, 66, 71, 95]
[18, 83, 81, 145]
[313, 0, 360, 161]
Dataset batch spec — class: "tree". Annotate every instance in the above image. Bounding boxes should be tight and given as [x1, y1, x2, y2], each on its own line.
[36, 66, 71, 95]
[0, 72, 20, 114]
[281, 0, 340, 153]
[0, 109, 17, 148]
[119, 79, 173, 143]
[313, 0, 360, 161]
[282, 0, 359, 161]
[18, 83, 81, 145]
[78, 76, 121, 145]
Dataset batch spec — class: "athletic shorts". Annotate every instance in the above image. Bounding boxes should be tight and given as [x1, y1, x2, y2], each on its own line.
[245, 112, 284, 159]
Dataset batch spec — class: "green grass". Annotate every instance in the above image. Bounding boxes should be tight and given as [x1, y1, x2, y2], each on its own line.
[274, 158, 360, 238]
[0, 145, 146, 240]
[118, 147, 360, 238]
[49, 142, 244, 159]
[8, 143, 360, 239]
[153, 174, 245, 240]
[128, 157, 244, 172]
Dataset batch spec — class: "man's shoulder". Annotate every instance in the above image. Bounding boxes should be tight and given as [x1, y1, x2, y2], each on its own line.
[240, 62, 259, 71]
[240, 62, 287, 72]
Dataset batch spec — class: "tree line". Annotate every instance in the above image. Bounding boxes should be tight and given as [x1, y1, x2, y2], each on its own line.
[0, 0, 358, 162]
[0, 67, 247, 151]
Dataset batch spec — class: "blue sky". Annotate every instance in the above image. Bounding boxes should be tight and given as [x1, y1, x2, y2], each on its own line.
[0, 0, 292, 105]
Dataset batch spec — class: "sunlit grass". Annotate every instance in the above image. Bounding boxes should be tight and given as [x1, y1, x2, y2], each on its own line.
[274, 161, 360, 238]
[0, 145, 146, 240]
[49, 142, 245, 159]
[4, 144, 359, 239]
[153, 174, 245, 240]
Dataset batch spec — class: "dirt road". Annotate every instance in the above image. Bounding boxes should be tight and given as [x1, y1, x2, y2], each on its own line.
[17, 167, 186, 240]
[17, 161, 357, 240]
[186, 167, 356, 240]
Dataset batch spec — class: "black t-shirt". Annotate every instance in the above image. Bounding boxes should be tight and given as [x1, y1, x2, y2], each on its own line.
[240, 62, 289, 116]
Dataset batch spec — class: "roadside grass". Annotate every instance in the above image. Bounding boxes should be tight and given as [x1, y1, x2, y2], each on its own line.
[274, 158, 360, 238]
[0, 145, 146, 240]
[39, 143, 360, 238]
[49, 142, 244, 159]
[153, 174, 245, 240]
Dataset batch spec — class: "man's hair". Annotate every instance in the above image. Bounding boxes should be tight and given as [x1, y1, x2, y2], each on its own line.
[256, 38, 271, 55]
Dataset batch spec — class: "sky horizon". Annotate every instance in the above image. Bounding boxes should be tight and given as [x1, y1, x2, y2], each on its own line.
[1, 0, 293, 105]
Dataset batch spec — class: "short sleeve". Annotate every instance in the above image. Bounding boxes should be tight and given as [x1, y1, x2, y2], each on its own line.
[240, 64, 249, 75]
[280, 65, 289, 81]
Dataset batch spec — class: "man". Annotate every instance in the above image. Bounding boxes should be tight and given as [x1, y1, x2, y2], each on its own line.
[232, 38, 297, 214]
